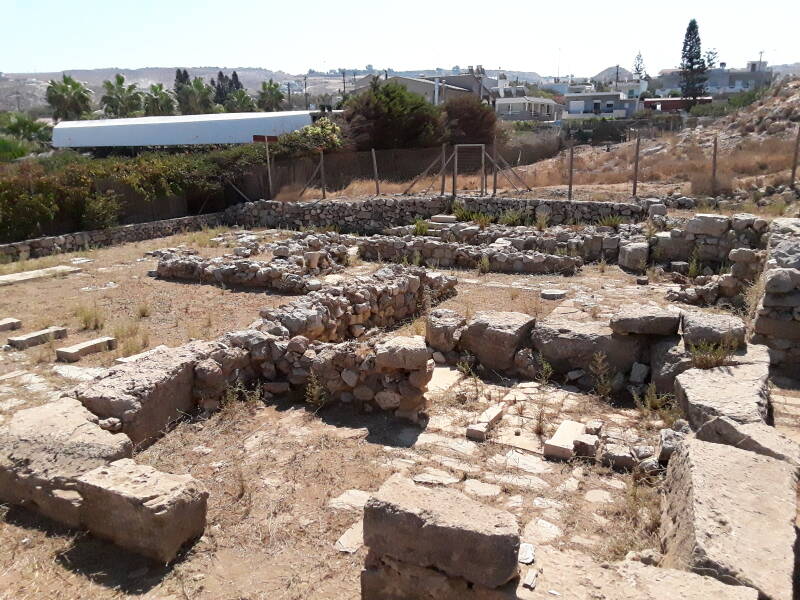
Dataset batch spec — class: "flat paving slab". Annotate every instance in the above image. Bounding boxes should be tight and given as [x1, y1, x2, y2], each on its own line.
[56, 336, 117, 362]
[8, 326, 68, 350]
[0, 265, 81, 287]
[0, 318, 22, 332]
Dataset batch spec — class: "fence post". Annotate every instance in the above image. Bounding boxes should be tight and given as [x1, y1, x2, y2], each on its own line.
[264, 140, 273, 199]
[452, 146, 458, 199]
[371, 148, 380, 196]
[480, 143, 486, 196]
[568, 144, 574, 201]
[632, 131, 641, 198]
[711, 135, 718, 197]
[492, 140, 498, 197]
[791, 124, 800, 189]
[440, 144, 447, 196]
[320, 151, 326, 200]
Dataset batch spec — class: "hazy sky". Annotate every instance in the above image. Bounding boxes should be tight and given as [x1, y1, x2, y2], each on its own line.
[3, 0, 798, 76]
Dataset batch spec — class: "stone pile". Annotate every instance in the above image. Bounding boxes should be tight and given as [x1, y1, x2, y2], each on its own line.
[155, 235, 349, 293]
[259, 264, 457, 342]
[357, 235, 582, 274]
[751, 218, 800, 366]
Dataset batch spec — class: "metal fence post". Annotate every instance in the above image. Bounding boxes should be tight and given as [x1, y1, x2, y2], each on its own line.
[481, 143, 486, 196]
[632, 131, 641, 198]
[711, 135, 718, 197]
[371, 148, 380, 196]
[568, 144, 574, 201]
[452, 146, 458, 199]
[320, 151, 326, 200]
[440, 144, 446, 196]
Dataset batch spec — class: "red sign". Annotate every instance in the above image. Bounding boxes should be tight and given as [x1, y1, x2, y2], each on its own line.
[253, 135, 279, 143]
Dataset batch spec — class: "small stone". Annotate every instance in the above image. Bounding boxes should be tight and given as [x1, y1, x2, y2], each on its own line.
[518, 542, 536, 564]
[541, 289, 567, 300]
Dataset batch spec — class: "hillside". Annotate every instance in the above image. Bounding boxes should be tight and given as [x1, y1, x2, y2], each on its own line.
[593, 65, 633, 82]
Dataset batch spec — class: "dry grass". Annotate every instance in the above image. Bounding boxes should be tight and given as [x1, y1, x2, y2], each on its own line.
[73, 303, 105, 331]
[112, 319, 150, 358]
[597, 476, 661, 561]
[178, 225, 230, 248]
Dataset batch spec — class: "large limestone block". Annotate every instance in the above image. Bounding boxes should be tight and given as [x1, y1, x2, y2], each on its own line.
[460, 312, 536, 371]
[661, 439, 796, 600]
[610, 304, 680, 336]
[649, 336, 693, 394]
[613, 561, 758, 600]
[374, 336, 429, 371]
[8, 326, 67, 350]
[77, 458, 208, 563]
[696, 416, 800, 467]
[686, 213, 731, 236]
[618, 242, 649, 272]
[682, 311, 746, 348]
[426, 308, 466, 352]
[363, 475, 520, 589]
[74, 345, 208, 447]
[0, 398, 132, 527]
[531, 317, 645, 375]
[675, 361, 769, 428]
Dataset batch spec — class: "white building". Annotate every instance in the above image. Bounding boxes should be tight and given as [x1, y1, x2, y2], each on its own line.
[52, 111, 321, 148]
[494, 96, 563, 121]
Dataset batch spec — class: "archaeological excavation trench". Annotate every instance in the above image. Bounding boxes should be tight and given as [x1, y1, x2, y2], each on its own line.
[1, 194, 799, 599]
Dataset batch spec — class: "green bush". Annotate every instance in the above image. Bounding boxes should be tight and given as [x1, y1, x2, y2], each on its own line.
[83, 190, 122, 230]
[689, 103, 729, 117]
[0, 135, 33, 162]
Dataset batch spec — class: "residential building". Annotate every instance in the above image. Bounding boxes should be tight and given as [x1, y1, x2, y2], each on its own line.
[653, 61, 773, 97]
[642, 97, 712, 112]
[540, 77, 594, 95]
[611, 79, 648, 99]
[563, 92, 639, 119]
[351, 75, 471, 105]
[494, 96, 563, 121]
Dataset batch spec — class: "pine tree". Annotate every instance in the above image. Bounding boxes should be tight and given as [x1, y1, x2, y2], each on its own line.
[679, 19, 707, 104]
[231, 71, 242, 90]
[174, 69, 190, 95]
[632, 52, 646, 79]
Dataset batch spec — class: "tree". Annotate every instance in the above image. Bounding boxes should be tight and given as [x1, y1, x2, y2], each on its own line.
[100, 74, 143, 118]
[173, 68, 190, 94]
[256, 79, 285, 111]
[45, 75, 92, 122]
[704, 48, 719, 69]
[633, 51, 646, 79]
[343, 79, 443, 150]
[224, 89, 256, 112]
[442, 95, 496, 145]
[176, 77, 216, 114]
[0, 112, 52, 142]
[679, 19, 707, 104]
[143, 83, 176, 116]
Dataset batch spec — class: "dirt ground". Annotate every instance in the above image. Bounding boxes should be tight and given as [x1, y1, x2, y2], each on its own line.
[1, 226, 797, 600]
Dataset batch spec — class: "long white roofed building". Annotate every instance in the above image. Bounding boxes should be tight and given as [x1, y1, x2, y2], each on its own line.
[52, 111, 326, 148]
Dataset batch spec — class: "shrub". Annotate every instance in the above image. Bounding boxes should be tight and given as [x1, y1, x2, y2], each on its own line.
[82, 190, 122, 230]
[498, 209, 523, 226]
[476, 254, 490, 274]
[472, 212, 494, 229]
[688, 337, 737, 369]
[0, 135, 33, 162]
[443, 95, 497, 145]
[596, 215, 624, 228]
[589, 351, 614, 399]
[452, 201, 472, 221]
[413, 218, 429, 236]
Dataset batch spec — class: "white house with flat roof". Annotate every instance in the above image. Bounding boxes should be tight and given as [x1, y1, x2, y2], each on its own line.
[494, 96, 563, 121]
[563, 92, 639, 120]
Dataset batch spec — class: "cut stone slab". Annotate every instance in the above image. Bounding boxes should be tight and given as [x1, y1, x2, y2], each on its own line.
[610, 304, 680, 336]
[413, 467, 460, 486]
[540, 289, 567, 300]
[56, 336, 117, 362]
[696, 416, 800, 467]
[115, 345, 169, 363]
[675, 361, 769, 429]
[74, 344, 206, 447]
[460, 311, 536, 371]
[682, 311, 746, 348]
[427, 366, 463, 395]
[463, 479, 502, 498]
[600, 442, 636, 471]
[77, 458, 207, 563]
[328, 489, 371, 512]
[0, 398, 132, 528]
[52, 364, 106, 382]
[335, 520, 364, 553]
[466, 422, 490, 442]
[467, 402, 506, 441]
[543, 420, 586, 461]
[430, 214, 457, 223]
[522, 518, 562, 544]
[8, 326, 67, 350]
[0, 318, 21, 332]
[619, 242, 649, 272]
[0, 265, 81, 287]
[363, 474, 520, 589]
[374, 335, 429, 371]
[573, 433, 599, 458]
[661, 439, 796, 600]
[491, 449, 551, 474]
[686, 213, 731, 237]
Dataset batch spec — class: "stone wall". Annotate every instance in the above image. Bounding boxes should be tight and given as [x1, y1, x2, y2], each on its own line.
[751, 218, 800, 367]
[0, 212, 225, 262]
[459, 196, 645, 225]
[357, 235, 583, 274]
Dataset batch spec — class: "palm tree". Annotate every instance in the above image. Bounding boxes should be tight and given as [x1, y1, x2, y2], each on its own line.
[143, 83, 176, 116]
[100, 74, 143, 118]
[0, 112, 52, 143]
[256, 79, 284, 112]
[176, 77, 216, 114]
[45, 75, 92, 122]
[224, 89, 256, 112]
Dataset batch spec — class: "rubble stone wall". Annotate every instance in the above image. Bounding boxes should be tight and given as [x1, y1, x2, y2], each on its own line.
[459, 196, 645, 224]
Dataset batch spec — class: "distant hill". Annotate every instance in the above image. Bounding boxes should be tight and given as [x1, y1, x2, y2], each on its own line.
[592, 66, 633, 82]
[772, 63, 800, 76]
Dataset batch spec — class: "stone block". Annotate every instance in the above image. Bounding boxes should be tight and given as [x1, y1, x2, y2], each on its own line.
[56, 336, 117, 362]
[573, 433, 600, 458]
[375, 336, 429, 371]
[610, 304, 680, 336]
[681, 311, 746, 348]
[686, 213, 731, 237]
[543, 420, 586, 460]
[0, 317, 21, 332]
[8, 326, 67, 350]
[460, 312, 536, 372]
[675, 361, 769, 429]
[618, 242, 649, 272]
[0, 398, 132, 528]
[696, 416, 800, 467]
[77, 458, 208, 563]
[363, 474, 520, 589]
[661, 439, 796, 600]
[600, 442, 636, 470]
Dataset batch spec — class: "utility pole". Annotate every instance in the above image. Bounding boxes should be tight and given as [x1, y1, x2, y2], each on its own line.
[341, 69, 346, 96]
[303, 75, 308, 110]
[287, 82, 292, 107]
